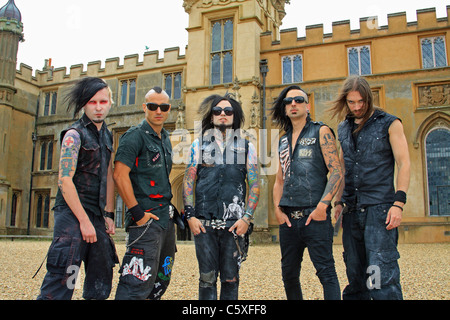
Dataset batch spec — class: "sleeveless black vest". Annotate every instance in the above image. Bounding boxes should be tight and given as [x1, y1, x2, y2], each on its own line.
[194, 134, 248, 220]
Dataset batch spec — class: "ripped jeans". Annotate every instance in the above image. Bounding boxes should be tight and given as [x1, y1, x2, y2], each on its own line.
[194, 222, 244, 300]
[342, 203, 403, 300]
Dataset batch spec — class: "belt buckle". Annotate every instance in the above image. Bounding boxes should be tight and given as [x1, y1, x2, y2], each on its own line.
[290, 210, 304, 220]
[211, 219, 226, 229]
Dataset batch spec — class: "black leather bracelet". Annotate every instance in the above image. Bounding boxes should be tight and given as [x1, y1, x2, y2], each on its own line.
[184, 205, 195, 220]
[392, 204, 403, 211]
[103, 211, 114, 220]
[334, 201, 344, 207]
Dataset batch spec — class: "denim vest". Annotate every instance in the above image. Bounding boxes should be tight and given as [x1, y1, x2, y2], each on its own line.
[55, 114, 113, 216]
[278, 118, 329, 208]
[338, 109, 399, 208]
[194, 136, 248, 220]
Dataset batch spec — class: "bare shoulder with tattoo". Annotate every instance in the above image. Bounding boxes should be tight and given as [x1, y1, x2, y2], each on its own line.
[58, 129, 81, 192]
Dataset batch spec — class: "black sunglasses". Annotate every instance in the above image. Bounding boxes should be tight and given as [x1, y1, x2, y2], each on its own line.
[146, 102, 170, 112]
[283, 96, 308, 105]
[212, 106, 234, 116]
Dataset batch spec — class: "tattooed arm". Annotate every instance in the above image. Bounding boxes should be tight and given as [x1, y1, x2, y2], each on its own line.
[306, 126, 343, 226]
[230, 142, 260, 236]
[183, 139, 205, 235]
[333, 145, 346, 221]
[58, 130, 97, 243]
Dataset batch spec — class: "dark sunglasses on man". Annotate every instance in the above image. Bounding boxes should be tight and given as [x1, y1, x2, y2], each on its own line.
[283, 96, 308, 105]
[212, 106, 234, 116]
[146, 102, 171, 112]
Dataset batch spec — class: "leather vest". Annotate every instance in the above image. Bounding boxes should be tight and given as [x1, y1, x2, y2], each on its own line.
[278, 118, 330, 208]
[194, 135, 248, 220]
[338, 109, 398, 207]
[55, 114, 113, 216]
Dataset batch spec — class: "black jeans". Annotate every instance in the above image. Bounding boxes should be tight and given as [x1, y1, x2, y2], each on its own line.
[342, 204, 402, 300]
[37, 206, 118, 300]
[115, 220, 176, 300]
[279, 211, 341, 300]
[194, 223, 244, 300]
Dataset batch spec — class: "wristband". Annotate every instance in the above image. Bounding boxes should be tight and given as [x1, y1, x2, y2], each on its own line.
[243, 212, 254, 221]
[129, 204, 145, 222]
[394, 191, 407, 204]
[103, 211, 114, 220]
[392, 204, 403, 211]
[334, 201, 344, 207]
[184, 205, 195, 220]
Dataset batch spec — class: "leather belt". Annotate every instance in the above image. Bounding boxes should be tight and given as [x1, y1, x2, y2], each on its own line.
[198, 219, 235, 229]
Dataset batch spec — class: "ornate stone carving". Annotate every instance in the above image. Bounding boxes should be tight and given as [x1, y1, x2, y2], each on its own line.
[250, 91, 260, 128]
[182, 0, 198, 13]
[418, 83, 450, 108]
[176, 102, 186, 130]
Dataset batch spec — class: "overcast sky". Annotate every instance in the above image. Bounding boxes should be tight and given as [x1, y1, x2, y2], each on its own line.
[12, 0, 448, 71]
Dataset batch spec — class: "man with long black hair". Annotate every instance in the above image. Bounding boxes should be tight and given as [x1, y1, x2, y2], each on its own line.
[37, 77, 118, 300]
[183, 93, 259, 300]
[271, 85, 342, 300]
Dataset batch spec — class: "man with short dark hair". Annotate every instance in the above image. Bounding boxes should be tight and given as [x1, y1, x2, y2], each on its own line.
[37, 77, 118, 300]
[114, 87, 176, 300]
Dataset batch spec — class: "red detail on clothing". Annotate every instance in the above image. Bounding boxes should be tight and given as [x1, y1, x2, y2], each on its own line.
[149, 194, 163, 199]
[135, 157, 139, 167]
[150, 180, 155, 187]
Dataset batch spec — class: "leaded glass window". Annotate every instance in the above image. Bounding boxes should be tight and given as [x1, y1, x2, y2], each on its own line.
[210, 19, 233, 85]
[282, 54, 303, 84]
[164, 72, 183, 100]
[421, 36, 448, 69]
[347, 46, 372, 76]
[425, 127, 450, 216]
[43, 92, 57, 116]
[120, 79, 137, 106]
[35, 192, 50, 228]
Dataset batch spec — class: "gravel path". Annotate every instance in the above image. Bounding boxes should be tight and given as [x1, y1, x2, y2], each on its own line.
[0, 240, 448, 300]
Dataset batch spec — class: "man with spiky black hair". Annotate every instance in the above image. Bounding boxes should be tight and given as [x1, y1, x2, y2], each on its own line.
[37, 77, 118, 300]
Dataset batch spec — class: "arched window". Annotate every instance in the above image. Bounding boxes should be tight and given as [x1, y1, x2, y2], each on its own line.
[35, 191, 50, 228]
[425, 127, 450, 216]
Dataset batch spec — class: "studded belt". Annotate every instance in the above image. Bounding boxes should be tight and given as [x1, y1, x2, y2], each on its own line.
[198, 219, 235, 229]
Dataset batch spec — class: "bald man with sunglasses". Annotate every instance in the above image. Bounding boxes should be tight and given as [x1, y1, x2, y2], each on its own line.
[114, 87, 176, 300]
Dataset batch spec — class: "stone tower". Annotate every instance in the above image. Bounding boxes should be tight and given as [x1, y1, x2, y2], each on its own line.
[0, 0, 24, 233]
[182, 0, 288, 237]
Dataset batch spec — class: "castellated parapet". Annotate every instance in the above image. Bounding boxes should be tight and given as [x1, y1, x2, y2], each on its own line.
[15, 46, 187, 87]
[262, 6, 449, 50]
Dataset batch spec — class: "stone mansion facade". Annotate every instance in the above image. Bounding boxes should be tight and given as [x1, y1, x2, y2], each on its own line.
[0, 0, 449, 242]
